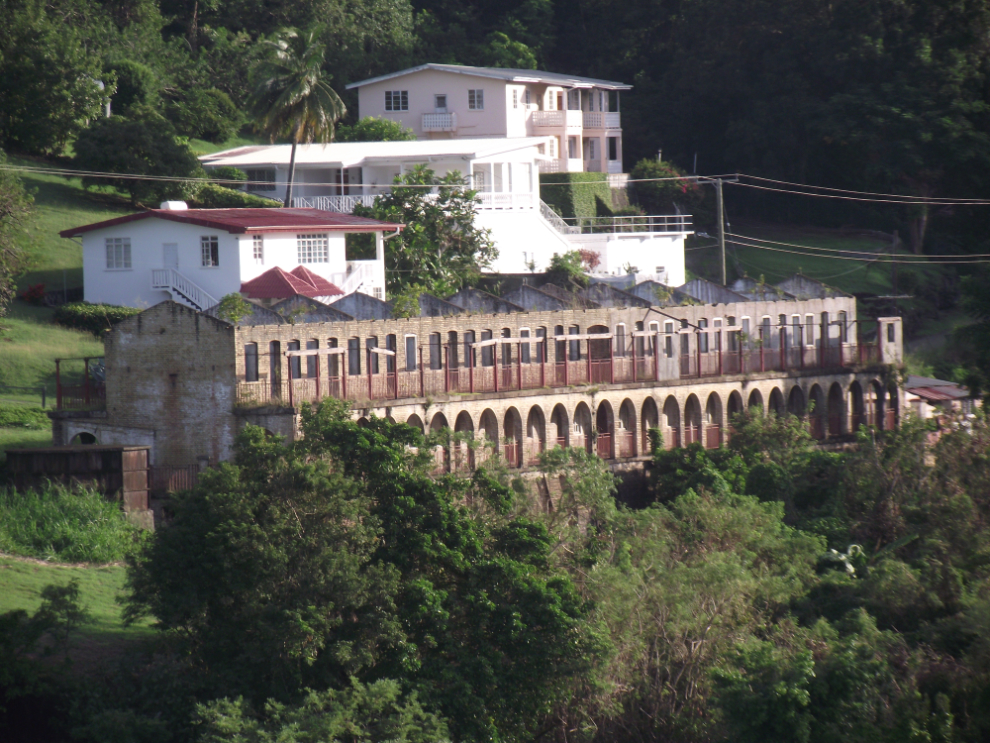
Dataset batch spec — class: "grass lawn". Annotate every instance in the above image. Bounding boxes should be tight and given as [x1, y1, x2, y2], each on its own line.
[0, 301, 104, 403]
[0, 428, 52, 462]
[0, 555, 155, 671]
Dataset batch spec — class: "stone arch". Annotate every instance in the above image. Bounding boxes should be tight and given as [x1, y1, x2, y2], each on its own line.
[71, 431, 98, 445]
[747, 388, 764, 415]
[596, 400, 615, 459]
[727, 390, 744, 440]
[479, 408, 500, 465]
[357, 417, 370, 428]
[787, 385, 806, 417]
[551, 403, 569, 448]
[768, 387, 785, 417]
[828, 382, 845, 436]
[641, 396, 659, 454]
[504, 407, 524, 468]
[870, 379, 885, 428]
[705, 392, 723, 449]
[808, 384, 825, 439]
[886, 384, 898, 430]
[849, 381, 865, 432]
[385, 415, 397, 425]
[574, 401, 593, 454]
[454, 410, 475, 471]
[406, 413, 425, 433]
[618, 398, 637, 457]
[526, 406, 547, 465]
[684, 394, 702, 445]
[662, 395, 681, 449]
[429, 412, 450, 473]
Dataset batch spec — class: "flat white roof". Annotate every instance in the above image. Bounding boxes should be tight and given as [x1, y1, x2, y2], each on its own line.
[201, 137, 551, 169]
[347, 64, 632, 91]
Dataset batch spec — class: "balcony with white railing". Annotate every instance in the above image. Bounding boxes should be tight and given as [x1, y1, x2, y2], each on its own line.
[563, 214, 693, 235]
[530, 109, 584, 129]
[422, 112, 457, 132]
[476, 192, 536, 210]
[607, 160, 624, 174]
[583, 111, 621, 129]
[293, 195, 378, 212]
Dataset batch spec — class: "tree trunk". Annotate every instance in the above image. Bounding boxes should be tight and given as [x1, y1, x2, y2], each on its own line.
[908, 206, 929, 255]
[284, 129, 299, 207]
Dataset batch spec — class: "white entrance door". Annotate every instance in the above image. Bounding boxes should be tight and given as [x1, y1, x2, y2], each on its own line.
[163, 243, 178, 270]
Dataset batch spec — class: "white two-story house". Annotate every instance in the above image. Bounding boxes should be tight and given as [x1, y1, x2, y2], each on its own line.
[62, 206, 401, 310]
[201, 140, 691, 285]
[346, 64, 631, 175]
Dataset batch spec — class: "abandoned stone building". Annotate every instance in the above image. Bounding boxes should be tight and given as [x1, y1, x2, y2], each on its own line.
[49, 281, 904, 479]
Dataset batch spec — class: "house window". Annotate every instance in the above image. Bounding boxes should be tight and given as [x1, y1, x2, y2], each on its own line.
[287, 340, 301, 380]
[405, 335, 417, 372]
[520, 329, 531, 364]
[481, 330, 493, 366]
[607, 137, 619, 161]
[367, 337, 379, 374]
[297, 233, 329, 263]
[385, 90, 408, 111]
[246, 169, 276, 192]
[567, 89, 580, 110]
[105, 237, 131, 269]
[372, 287, 384, 300]
[468, 89, 484, 110]
[253, 235, 264, 264]
[429, 333, 442, 370]
[244, 343, 259, 382]
[201, 236, 219, 267]
[568, 137, 579, 159]
[434, 94, 447, 111]
[513, 89, 519, 109]
[348, 338, 361, 375]
[549, 138, 556, 158]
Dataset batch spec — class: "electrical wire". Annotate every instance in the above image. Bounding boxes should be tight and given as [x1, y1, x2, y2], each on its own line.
[741, 174, 990, 203]
[727, 232, 990, 260]
[727, 236, 990, 264]
[726, 179, 990, 206]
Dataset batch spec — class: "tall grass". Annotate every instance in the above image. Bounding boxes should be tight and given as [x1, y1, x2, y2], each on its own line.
[0, 484, 140, 563]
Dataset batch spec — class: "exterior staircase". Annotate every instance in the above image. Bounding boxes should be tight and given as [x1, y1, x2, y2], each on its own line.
[151, 269, 218, 311]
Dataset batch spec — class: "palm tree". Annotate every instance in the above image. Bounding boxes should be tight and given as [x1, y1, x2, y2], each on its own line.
[248, 27, 346, 207]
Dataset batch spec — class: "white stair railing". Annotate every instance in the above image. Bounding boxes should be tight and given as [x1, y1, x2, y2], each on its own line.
[151, 268, 218, 311]
[338, 261, 377, 295]
[539, 200, 580, 234]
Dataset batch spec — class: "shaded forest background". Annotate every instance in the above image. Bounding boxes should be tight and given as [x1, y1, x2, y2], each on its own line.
[3, 0, 990, 252]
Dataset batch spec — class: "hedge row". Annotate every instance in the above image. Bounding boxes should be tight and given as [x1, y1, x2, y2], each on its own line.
[193, 183, 280, 209]
[539, 172, 614, 219]
[54, 302, 142, 337]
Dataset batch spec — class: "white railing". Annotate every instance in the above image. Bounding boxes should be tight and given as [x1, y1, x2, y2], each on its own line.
[293, 195, 377, 212]
[537, 159, 564, 173]
[562, 214, 694, 234]
[532, 111, 564, 127]
[583, 112, 621, 128]
[584, 159, 602, 173]
[151, 268, 218, 311]
[422, 112, 457, 131]
[476, 192, 535, 210]
[330, 260, 378, 295]
[539, 200, 580, 235]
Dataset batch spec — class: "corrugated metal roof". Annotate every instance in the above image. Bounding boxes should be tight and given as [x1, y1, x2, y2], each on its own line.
[346, 63, 631, 91]
[60, 208, 403, 237]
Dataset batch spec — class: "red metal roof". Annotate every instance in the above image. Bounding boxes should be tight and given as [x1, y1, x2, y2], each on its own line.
[290, 266, 343, 296]
[908, 386, 967, 402]
[60, 208, 403, 237]
[240, 266, 343, 300]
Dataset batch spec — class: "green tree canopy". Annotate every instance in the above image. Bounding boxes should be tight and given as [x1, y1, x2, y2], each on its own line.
[354, 165, 496, 296]
[335, 116, 416, 142]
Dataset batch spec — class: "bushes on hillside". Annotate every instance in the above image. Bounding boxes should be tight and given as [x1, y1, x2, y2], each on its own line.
[539, 172, 613, 219]
[0, 406, 49, 430]
[73, 106, 204, 205]
[107, 59, 158, 116]
[166, 88, 243, 143]
[192, 183, 278, 208]
[54, 303, 140, 337]
[0, 484, 139, 563]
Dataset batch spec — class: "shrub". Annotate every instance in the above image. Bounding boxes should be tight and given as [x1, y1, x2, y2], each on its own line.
[53, 302, 141, 337]
[166, 88, 243, 143]
[209, 166, 247, 183]
[629, 158, 702, 214]
[18, 283, 46, 305]
[107, 59, 159, 116]
[0, 484, 139, 563]
[192, 183, 279, 209]
[539, 172, 613, 219]
[73, 106, 205, 205]
[336, 116, 416, 142]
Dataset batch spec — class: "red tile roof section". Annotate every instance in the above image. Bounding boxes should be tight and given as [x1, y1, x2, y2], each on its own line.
[240, 267, 343, 300]
[290, 266, 343, 296]
[60, 208, 403, 237]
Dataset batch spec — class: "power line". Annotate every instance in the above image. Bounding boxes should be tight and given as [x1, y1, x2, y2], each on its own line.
[741, 174, 990, 203]
[728, 231, 990, 260]
[726, 179, 990, 206]
[727, 236, 990, 264]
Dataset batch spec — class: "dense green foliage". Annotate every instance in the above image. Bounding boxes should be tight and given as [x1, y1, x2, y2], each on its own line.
[0, 154, 32, 328]
[166, 88, 244, 143]
[54, 302, 142, 337]
[629, 158, 703, 215]
[73, 107, 205, 205]
[354, 165, 496, 295]
[539, 172, 613, 220]
[192, 183, 279, 209]
[0, 484, 140, 563]
[336, 116, 416, 142]
[0, 405, 50, 430]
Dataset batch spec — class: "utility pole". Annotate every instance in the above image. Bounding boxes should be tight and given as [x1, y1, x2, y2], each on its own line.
[716, 178, 726, 286]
